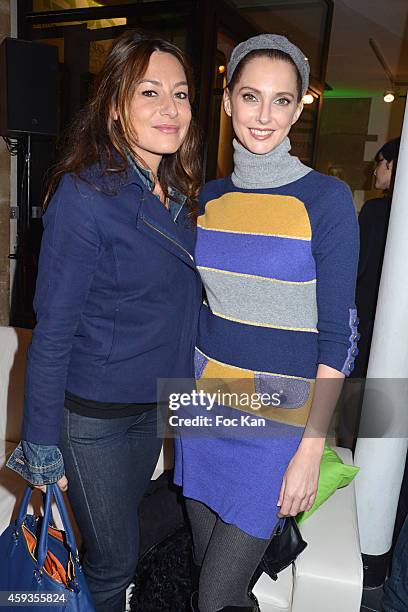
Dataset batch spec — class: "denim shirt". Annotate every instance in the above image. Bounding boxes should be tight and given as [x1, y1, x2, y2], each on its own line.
[6, 158, 186, 485]
[6, 441, 64, 485]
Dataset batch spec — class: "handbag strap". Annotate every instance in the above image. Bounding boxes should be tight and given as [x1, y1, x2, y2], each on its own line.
[15, 486, 34, 530]
[272, 517, 287, 536]
[37, 484, 79, 569]
[51, 484, 79, 558]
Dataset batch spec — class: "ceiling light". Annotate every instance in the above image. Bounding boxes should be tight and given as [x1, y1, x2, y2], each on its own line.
[384, 91, 395, 103]
[302, 93, 314, 105]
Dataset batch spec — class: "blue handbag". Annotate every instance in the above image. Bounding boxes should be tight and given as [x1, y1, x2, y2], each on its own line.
[0, 484, 95, 611]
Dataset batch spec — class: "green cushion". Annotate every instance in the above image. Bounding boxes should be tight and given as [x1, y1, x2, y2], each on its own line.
[296, 443, 359, 525]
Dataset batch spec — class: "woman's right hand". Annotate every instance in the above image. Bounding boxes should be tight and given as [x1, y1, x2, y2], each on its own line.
[34, 475, 68, 493]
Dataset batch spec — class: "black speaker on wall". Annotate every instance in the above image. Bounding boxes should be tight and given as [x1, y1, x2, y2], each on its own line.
[0, 37, 58, 137]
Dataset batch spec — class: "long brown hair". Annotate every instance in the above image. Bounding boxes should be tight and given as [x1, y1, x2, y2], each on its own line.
[45, 31, 203, 217]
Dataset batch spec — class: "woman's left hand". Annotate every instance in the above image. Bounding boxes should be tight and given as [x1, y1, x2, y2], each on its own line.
[277, 442, 323, 517]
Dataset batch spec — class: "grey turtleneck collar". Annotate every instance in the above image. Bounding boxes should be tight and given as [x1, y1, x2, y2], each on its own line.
[231, 136, 312, 190]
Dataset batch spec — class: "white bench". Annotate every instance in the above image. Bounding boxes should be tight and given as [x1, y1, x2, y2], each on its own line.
[253, 445, 363, 611]
[0, 327, 40, 528]
[0, 326, 363, 611]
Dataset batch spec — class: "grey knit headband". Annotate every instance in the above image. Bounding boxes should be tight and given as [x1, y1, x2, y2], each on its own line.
[227, 34, 310, 97]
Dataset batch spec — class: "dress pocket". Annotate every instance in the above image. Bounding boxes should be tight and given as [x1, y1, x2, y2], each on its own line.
[255, 374, 311, 409]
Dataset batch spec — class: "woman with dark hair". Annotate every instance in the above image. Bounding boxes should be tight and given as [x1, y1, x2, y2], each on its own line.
[173, 34, 359, 612]
[7, 30, 202, 611]
[353, 137, 400, 377]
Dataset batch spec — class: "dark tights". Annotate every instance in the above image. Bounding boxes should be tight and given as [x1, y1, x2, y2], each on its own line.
[185, 498, 269, 612]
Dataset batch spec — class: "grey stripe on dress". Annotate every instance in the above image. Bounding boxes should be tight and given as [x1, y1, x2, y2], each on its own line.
[199, 267, 318, 331]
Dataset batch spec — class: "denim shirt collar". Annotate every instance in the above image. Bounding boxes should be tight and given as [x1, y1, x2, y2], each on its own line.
[126, 151, 186, 222]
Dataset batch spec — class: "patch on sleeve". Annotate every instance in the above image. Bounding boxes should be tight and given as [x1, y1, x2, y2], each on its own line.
[341, 308, 360, 376]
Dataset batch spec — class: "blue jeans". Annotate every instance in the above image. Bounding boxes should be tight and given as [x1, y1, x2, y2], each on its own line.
[383, 514, 408, 612]
[58, 407, 162, 612]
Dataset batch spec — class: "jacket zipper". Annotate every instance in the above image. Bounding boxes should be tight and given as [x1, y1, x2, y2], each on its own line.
[141, 216, 194, 261]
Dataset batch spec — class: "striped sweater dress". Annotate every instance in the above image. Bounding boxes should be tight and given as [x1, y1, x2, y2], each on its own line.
[174, 169, 359, 539]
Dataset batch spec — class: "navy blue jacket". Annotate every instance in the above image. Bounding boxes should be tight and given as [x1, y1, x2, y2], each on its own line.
[21, 164, 202, 445]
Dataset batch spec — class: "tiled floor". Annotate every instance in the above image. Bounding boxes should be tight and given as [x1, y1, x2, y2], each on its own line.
[360, 586, 384, 612]
[127, 583, 386, 612]
[127, 584, 386, 611]
[128, 584, 384, 612]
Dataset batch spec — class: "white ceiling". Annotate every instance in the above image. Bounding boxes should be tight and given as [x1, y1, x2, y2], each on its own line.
[327, 0, 408, 96]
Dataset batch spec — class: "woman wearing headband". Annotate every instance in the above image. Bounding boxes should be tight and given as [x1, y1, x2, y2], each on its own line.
[174, 34, 359, 611]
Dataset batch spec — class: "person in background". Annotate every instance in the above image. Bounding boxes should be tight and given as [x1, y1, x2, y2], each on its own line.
[347, 137, 406, 606]
[355, 137, 408, 612]
[353, 137, 400, 378]
[6, 30, 202, 612]
[337, 138, 401, 451]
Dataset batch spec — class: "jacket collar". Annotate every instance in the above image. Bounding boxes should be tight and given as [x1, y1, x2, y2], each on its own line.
[83, 150, 187, 219]
[126, 151, 186, 221]
[80, 153, 196, 267]
[126, 150, 155, 190]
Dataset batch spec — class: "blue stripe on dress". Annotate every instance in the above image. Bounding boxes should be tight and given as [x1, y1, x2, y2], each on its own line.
[198, 304, 318, 379]
[196, 227, 316, 282]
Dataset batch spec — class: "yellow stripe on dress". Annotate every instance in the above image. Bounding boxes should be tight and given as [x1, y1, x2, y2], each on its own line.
[199, 193, 312, 239]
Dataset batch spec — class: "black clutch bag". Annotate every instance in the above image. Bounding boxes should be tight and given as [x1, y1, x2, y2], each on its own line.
[260, 517, 307, 581]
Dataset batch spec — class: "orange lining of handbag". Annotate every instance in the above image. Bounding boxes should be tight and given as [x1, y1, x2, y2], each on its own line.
[22, 524, 74, 587]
